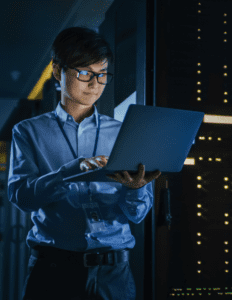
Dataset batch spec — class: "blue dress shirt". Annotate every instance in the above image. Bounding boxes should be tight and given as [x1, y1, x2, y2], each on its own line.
[7, 100, 154, 253]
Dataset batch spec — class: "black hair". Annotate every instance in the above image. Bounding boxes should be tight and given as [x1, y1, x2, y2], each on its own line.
[51, 26, 114, 73]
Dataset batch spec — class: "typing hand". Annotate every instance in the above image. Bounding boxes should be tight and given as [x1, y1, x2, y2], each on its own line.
[106, 164, 161, 189]
[80, 155, 109, 172]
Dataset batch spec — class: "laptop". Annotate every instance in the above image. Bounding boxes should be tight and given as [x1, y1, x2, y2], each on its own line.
[63, 104, 205, 183]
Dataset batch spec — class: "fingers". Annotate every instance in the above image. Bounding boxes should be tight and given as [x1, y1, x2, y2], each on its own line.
[80, 160, 95, 171]
[80, 156, 108, 171]
[98, 156, 109, 166]
[84, 160, 102, 171]
[96, 155, 108, 165]
[91, 159, 105, 168]
[95, 158, 105, 166]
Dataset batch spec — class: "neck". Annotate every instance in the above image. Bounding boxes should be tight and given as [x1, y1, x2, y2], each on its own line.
[61, 100, 94, 123]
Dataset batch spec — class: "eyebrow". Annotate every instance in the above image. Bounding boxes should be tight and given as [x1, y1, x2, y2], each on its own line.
[81, 66, 108, 71]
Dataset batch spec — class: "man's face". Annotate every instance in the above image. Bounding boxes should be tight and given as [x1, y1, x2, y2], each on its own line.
[53, 59, 108, 106]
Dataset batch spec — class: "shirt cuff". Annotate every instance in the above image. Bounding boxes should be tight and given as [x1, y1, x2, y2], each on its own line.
[121, 184, 147, 197]
[60, 156, 85, 179]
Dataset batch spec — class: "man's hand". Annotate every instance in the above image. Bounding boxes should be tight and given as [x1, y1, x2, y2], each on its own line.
[106, 164, 161, 189]
[80, 156, 109, 171]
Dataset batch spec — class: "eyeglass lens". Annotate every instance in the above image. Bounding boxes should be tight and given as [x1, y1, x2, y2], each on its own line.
[77, 70, 112, 85]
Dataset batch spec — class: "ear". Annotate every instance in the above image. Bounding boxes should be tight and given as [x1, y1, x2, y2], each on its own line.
[52, 63, 61, 82]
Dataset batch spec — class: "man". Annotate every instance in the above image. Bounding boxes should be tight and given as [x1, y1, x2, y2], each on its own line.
[8, 27, 161, 300]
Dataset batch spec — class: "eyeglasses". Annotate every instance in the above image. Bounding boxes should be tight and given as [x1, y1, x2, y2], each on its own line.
[63, 64, 113, 85]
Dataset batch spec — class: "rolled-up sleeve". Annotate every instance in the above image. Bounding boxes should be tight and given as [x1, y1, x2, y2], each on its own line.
[7, 125, 85, 213]
[118, 181, 154, 224]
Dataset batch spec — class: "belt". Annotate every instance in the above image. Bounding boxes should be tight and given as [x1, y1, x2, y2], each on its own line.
[31, 246, 130, 268]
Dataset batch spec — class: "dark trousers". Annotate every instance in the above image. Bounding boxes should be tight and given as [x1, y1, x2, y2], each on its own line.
[22, 246, 136, 300]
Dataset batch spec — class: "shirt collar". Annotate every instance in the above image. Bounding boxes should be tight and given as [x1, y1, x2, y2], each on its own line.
[55, 100, 99, 127]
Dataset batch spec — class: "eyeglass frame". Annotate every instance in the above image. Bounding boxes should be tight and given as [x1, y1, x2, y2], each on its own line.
[62, 64, 114, 85]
